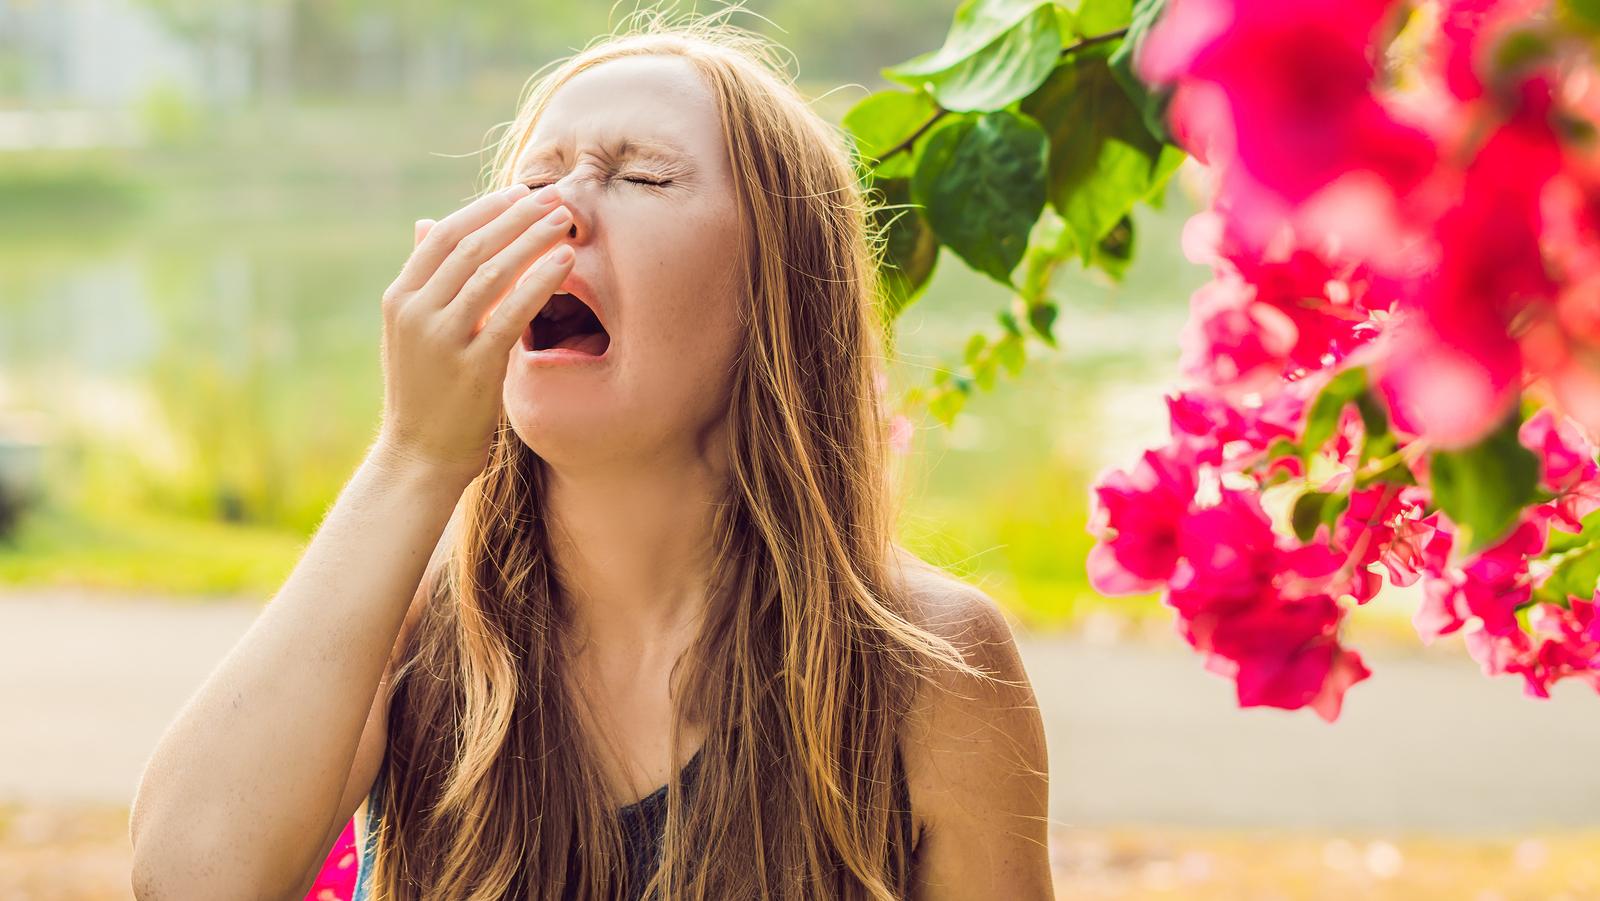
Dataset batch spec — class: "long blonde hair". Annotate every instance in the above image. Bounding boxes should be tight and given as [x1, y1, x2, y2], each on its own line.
[368, 7, 979, 899]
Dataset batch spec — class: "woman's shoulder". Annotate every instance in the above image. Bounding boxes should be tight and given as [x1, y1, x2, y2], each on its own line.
[888, 546, 1018, 658]
[888, 546, 1053, 890]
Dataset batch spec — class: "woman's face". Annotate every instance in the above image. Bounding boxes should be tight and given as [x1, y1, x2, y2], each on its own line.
[503, 54, 746, 469]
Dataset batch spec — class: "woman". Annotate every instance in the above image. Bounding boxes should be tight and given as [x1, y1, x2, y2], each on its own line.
[129, 10, 1050, 900]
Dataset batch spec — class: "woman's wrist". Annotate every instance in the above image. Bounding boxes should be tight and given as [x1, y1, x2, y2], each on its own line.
[367, 437, 483, 494]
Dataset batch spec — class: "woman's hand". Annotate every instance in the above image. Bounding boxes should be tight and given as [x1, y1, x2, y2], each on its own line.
[374, 183, 575, 481]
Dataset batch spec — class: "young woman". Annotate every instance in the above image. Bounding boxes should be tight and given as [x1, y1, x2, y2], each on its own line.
[130, 11, 1051, 900]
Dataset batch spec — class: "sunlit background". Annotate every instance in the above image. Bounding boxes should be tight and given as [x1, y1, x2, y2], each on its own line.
[1, 1, 1595, 898]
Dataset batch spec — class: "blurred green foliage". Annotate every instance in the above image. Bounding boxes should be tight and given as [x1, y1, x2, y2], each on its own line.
[0, 0, 1204, 629]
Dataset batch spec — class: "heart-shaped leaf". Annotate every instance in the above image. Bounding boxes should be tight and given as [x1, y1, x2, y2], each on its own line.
[911, 110, 1049, 284]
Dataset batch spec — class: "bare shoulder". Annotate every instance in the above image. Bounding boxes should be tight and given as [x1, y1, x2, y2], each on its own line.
[889, 546, 1053, 899]
[890, 546, 1020, 660]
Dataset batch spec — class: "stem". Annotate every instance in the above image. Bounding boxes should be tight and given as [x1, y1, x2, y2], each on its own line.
[879, 109, 949, 167]
[1350, 438, 1430, 484]
[876, 27, 1132, 165]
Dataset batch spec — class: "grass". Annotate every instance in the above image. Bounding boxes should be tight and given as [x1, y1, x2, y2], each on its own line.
[0, 500, 303, 599]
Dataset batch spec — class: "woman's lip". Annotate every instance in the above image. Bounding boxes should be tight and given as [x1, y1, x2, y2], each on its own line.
[555, 271, 607, 333]
[520, 345, 612, 365]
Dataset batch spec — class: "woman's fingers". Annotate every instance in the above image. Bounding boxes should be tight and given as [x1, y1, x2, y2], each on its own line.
[476, 244, 575, 353]
[447, 204, 575, 339]
[413, 218, 435, 248]
[418, 188, 566, 311]
[388, 184, 530, 296]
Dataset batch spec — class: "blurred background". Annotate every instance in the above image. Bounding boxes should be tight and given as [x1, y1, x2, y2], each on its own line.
[0, 0, 1595, 898]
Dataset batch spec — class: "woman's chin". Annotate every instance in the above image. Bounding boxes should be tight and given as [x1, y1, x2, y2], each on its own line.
[504, 399, 622, 459]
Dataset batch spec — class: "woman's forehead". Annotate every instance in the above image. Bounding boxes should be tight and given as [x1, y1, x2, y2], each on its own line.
[539, 55, 715, 130]
[521, 57, 727, 173]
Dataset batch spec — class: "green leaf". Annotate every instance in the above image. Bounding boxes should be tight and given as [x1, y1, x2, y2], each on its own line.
[928, 372, 973, 426]
[883, 0, 1063, 113]
[964, 331, 989, 365]
[1052, 2, 1078, 40]
[844, 89, 938, 179]
[1350, 390, 1414, 488]
[1018, 206, 1075, 303]
[1548, 507, 1600, 554]
[994, 332, 1026, 376]
[1265, 436, 1299, 463]
[1090, 213, 1135, 280]
[1566, 0, 1600, 30]
[912, 110, 1050, 284]
[929, 389, 967, 426]
[1532, 539, 1600, 607]
[997, 309, 1024, 337]
[869, 177, 941, 323]
[1300, 367, 1368, 464]
[973, 352, 999, 390]
[1291, 489, 1348, 543]
[1016, 208, 1072, 346]
[1261, 436, 1301, 486]
[1020, 46, 1183, 257]
[1028, 301, 1059, 346]
[1428, 409, 1542, 557]
[1066, 0, 1134, 33]
[1107, 0, 1174, 144]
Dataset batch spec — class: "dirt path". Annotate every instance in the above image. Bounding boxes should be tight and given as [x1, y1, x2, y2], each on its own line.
[3, 588, 1597, 833]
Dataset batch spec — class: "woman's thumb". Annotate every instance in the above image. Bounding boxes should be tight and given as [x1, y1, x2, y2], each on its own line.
[414, 218, 436, 248]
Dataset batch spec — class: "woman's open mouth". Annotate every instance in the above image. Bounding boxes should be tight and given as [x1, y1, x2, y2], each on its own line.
[522, 292, 611, 357]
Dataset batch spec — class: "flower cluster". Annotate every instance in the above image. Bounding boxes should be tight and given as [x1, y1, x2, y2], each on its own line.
[1088, 0, 1600, 717]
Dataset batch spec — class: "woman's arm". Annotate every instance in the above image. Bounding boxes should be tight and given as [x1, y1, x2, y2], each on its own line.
[129, 174, 578, 899]
[128, 446, 472, 899]
[900, 573, 1054, 900]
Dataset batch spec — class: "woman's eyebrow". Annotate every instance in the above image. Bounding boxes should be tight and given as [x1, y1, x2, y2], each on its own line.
[515, 137, 693, 175]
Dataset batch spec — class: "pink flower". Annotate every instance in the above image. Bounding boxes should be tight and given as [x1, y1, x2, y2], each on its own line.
[1465, 595, 1600, 698]
[1086, 0, 1600, 718]
[1179, 235, 1389, 399]
[1164, 493, 1370, 719]
[1166, 387, 1304, 479]
[1229, 249, 1384, 373]
[1434, 0, 1553, 102]
[1519, 407, 1600, 531]
[1378, 78, 1564, 447]
[1178, 276, 1299, 396]
[1139, 0, 1435, 233]
[1208, 595, 1370, 721]
[1167, 491, 1281, 624]
[1087, 449, 1198, 594]
[1415, 515, 1547, 642]
[1375, 320, 1522, 448]
[1332, 485, 1436, 600]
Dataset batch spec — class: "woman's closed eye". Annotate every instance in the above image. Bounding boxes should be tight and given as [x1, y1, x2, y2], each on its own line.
[521, 175, 671, 190]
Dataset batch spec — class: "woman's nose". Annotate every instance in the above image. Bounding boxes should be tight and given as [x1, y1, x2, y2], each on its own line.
[550, 177, 587, 243]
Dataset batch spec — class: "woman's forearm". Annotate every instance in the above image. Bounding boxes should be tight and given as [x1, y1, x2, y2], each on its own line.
[129, 442, 473, 898]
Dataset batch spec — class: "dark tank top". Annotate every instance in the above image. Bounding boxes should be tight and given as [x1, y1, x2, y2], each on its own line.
[353, 745, 916, 899]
